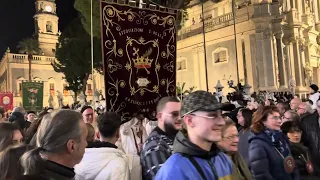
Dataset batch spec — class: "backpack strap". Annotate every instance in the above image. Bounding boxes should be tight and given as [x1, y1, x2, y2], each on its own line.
[181, 154, 207, 180]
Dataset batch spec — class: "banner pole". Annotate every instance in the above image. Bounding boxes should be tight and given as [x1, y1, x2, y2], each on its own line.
[201, 2, 209, 92]
[232, 0, 240, 84]
[91, 0, 95, 108]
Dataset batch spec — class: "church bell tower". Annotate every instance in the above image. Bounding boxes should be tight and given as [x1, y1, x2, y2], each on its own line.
[34, 0, 59, 56]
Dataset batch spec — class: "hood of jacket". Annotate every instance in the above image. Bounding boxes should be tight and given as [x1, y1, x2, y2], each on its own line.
[75, 145, 128, 180]
[173, 129, 220, 158]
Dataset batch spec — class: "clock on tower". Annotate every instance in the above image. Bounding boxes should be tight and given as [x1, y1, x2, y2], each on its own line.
[34, 0, 59, 56]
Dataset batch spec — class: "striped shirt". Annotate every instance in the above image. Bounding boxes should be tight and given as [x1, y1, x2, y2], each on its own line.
[140, 127, 174, 180]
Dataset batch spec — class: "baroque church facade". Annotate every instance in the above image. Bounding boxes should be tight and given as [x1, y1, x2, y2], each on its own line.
[0, 0, 104, 108]
[177, 0, 320, 95]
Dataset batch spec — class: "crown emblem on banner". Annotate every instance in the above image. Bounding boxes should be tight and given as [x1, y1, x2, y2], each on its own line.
[133, 48, 153, 69]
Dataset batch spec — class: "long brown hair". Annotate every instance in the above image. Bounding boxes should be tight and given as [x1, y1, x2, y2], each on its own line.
[0, 144, 32, 180]
[251, 106, 279, 134]
[0, 123, 20, 152]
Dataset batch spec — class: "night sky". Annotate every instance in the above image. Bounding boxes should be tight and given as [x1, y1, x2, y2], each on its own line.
[0, 0, 78, 56]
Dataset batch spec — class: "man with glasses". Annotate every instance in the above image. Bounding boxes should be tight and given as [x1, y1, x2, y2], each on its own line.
[296, 102, 313, 118]
[140, 96, 181, 180]
[81, 106, 94, 124]
[155, 91, 234, 180]
[300, 99, 320, 176]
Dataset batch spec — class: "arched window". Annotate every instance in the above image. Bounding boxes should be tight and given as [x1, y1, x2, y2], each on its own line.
[87, 79, 93, 96]
[62, 79, 69, 96]
[48, 77, 55, 95]
[177, 57, 187, 71]
[33, 77, 41, 81]
[212, 47, 229, 64]
[46, 21, 53, 32]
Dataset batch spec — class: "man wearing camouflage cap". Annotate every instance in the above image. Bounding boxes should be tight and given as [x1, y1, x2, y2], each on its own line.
[155, 90, 234, 180]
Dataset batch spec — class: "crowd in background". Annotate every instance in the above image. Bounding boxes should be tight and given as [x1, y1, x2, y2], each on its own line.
[0, 83, 319, 180]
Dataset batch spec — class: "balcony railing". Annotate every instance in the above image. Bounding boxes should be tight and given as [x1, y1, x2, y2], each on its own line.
[178, 7, 252, 40]
[8, 53, 55, 65]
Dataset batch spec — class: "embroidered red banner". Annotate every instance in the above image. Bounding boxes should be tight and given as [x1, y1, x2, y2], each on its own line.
[0, 92, 13, 111]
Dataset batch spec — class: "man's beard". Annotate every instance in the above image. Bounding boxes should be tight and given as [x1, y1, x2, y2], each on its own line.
[164, 121, 179, 137]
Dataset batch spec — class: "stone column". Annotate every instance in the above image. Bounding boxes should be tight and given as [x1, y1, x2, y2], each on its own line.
[256, 28, 278, 90]
[255, 33, 267, 88]
[192, 48, 201, 90]
[283, 0, 291, 12]
[196, 46, 207, 91]
[274, 32, 287, 88]
[292, 0, 296, 9]
[288, 41, 295, 78]
[283, 38, 292, 87]
[314, 0, 320, 31]
[296, 0, 302, 21]
[291, 38, 305, 90]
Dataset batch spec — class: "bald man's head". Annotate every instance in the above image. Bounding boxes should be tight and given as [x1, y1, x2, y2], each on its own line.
[290, 98, 302, 111]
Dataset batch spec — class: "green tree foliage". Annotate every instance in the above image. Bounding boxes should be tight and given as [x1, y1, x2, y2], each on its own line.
[17, 37, 41, 81]
[176, 82, 196, 100]
[74, 0, 101, 38]
[52, 18, 102, 102]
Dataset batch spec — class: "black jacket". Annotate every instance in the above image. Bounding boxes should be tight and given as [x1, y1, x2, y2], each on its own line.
[38, 160, 75, 180]
[290, 142, 318, 180]
[300, 112, 320, 175]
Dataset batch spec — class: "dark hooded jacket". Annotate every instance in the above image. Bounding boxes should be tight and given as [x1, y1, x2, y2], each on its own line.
[300, 111, 320, 175]
[155, 129, 233, 180]
[248, 131, 300, 180]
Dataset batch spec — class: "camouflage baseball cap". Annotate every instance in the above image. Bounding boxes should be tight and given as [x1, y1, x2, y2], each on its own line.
[181, 90, 235, 117]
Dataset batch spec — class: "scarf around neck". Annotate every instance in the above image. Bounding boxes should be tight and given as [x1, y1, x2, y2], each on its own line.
[264, 128, 290, 157]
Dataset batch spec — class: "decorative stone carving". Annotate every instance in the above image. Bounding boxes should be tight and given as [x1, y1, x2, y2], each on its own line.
[48, 93, 53, 108]
[79, 92, 86, 105]
[288, 75, 296, 95]
[263, 28, 272, 39]
[56, 90, 63, 108]
[304, 62, 313, 85]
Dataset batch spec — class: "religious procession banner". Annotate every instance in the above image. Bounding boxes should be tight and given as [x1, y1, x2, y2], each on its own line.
[101, 1, 177, 121]
[22, 81, 44, 111]
[0, 92, 13, 111]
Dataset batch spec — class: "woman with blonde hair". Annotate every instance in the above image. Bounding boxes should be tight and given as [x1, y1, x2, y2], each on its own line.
[218, 119, 252, 180]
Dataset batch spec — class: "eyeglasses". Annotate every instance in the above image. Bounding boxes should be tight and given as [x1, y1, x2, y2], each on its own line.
[162, 112, 181, 119]
[271, 116, 281, 121]
[189, 113, 223, 121]
[223, 134, 239, 140]
[281, 115, 291, 120]
[297, 107, 306, 110]
[84, 113, 93, 117]
[189, 114, 216, 119]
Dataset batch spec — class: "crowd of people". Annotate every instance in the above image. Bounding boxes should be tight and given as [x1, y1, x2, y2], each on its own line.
[0, 83, 319, 180]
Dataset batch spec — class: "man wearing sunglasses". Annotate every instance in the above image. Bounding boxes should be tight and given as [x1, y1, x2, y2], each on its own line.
[300, 99, 320, 176]
[155, 90, 234, 180]
[140, 96, 181, 180]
